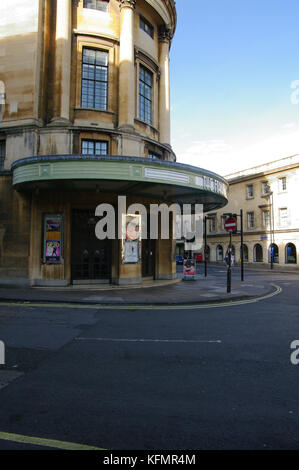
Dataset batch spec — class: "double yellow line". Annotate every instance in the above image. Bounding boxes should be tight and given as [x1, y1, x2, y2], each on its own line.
[0, 284, 282, 311]
[0, 431, 106, 450]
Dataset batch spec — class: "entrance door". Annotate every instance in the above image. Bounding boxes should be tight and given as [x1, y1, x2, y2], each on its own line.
[71, 210, 111, 282]
[142, 238, 156, 277]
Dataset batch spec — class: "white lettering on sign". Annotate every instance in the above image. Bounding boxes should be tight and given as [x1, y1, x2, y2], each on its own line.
[144, 168, 190, 184]
[195, 175, 225, 194]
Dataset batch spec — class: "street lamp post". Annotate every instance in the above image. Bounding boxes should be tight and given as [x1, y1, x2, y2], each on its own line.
[265, 184, 274, 270]
[240, 209, 244, 282]
[224, 211, 244, 284]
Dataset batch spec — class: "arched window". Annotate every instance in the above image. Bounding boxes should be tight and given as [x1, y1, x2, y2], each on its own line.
[286, 243, 297, 264]
[241, 244, 248, 262]
[269, 244, 279, 264]
[216, 245, 223, 261]
[254, 244, 263, 262]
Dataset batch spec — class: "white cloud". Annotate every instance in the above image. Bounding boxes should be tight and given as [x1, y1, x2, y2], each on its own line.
[175, 126, 299, 177]
[282, 122, 296, 129]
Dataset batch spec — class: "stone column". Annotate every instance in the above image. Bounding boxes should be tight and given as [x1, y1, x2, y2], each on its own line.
[51, 0, 72, 124]
[118, 0, 136, 130]
[158, 26, 172, 146]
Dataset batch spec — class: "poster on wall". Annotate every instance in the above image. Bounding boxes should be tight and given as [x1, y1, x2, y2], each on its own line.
[124, 240, 139, 264]
[121, 214, 141, 264]
[43, 215, 63, 264]
[183, 258, 196, 280]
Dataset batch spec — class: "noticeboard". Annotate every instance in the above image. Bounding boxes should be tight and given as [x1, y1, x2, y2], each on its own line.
[43, 214, 63, 264]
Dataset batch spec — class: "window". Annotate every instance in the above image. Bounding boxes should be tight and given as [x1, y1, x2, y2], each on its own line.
[247, 184, 254, 198]
[82, 140, 108, 155]
[221, 215, 226, 231]
[263, 210, 270, 227]
[254, 244, 263, 262]
[269, 244, 279, 264]
[241, 244, 249, 262]
[247, 212, 254, 229]
[279, 177, 287, 192]
[140, 16, 154, 38]
[262, 181, 271, 195]
[279, 208, 288, 227]
[286, 243, 297, 264]
[216, 245, 223, 261]
[139, 65, 153, 125]
[81, 48, 108, 110]
[209, 217, 216, 233]
[148, 151, 160, 160]
[0, 140, 5, 169]
[83, 0, 109, 12]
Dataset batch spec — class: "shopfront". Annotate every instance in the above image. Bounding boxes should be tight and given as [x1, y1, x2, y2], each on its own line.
[11, 155, 229, 286]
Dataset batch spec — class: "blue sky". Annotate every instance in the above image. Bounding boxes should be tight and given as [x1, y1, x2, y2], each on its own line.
[170, 0, 299, 176]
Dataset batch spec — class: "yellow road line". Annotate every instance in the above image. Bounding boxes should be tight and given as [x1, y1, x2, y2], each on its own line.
[0, 284, 282, 311]
[0, 431, 106, 450]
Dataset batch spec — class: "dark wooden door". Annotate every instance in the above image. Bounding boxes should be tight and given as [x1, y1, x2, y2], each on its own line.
[71, 210, 111, 281]
[142, 238, 156, 277]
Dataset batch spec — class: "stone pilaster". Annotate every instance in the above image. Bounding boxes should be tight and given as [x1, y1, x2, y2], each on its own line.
[51, 0, 72, 125]
[158, 25, 172, 146]
[118, 0, 136, 130]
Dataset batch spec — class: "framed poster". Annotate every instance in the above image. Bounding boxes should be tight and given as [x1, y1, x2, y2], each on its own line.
[123, 240, 139, 264]
[43, 215, 63, 264]
[121, 214, 141, 264]
[183, 258, 196, 280]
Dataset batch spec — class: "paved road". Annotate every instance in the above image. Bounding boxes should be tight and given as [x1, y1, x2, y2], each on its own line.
[0, 267, 299, 450]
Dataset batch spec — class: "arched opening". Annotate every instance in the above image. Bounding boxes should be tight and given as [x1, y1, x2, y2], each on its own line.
[286, 243, 297, 264]
[254, 244, 263, 262]
[269, 244, 279, 264]
[241, 244, 248, 262]
[216, 245, 223, 261]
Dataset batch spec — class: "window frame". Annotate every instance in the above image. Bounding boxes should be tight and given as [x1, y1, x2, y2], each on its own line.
[138, 64, 153, 125]
[81, 47, 109, 111]
[140, 15, 154, 39]
[148, 151, 161, 160]
[261, 181, 271, 196]
[278, 176, 287, 192]
[247, 211, 255, 229]
[83, 0, 109, 12]
[246, 184, 254, 199]
[263, 209, 270, 227]
[279, 207, 288, 227]
[81, 139, 109, 156]
[209, 217, 216, 233]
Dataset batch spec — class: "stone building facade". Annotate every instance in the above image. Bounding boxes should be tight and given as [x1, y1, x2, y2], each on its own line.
[0, 0, 228, 286]
[206, 155, 299, 267]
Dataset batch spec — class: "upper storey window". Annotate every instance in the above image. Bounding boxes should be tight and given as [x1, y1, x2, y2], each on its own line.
[140, 16, 154, 39]
[139, 65, 153, 125]
[83, 0, 109, 12]
[82, 140, 108, 155]
[81, 48, 108, 110]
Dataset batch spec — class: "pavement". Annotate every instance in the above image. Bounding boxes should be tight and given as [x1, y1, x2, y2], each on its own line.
[0, 265, 278, 305]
